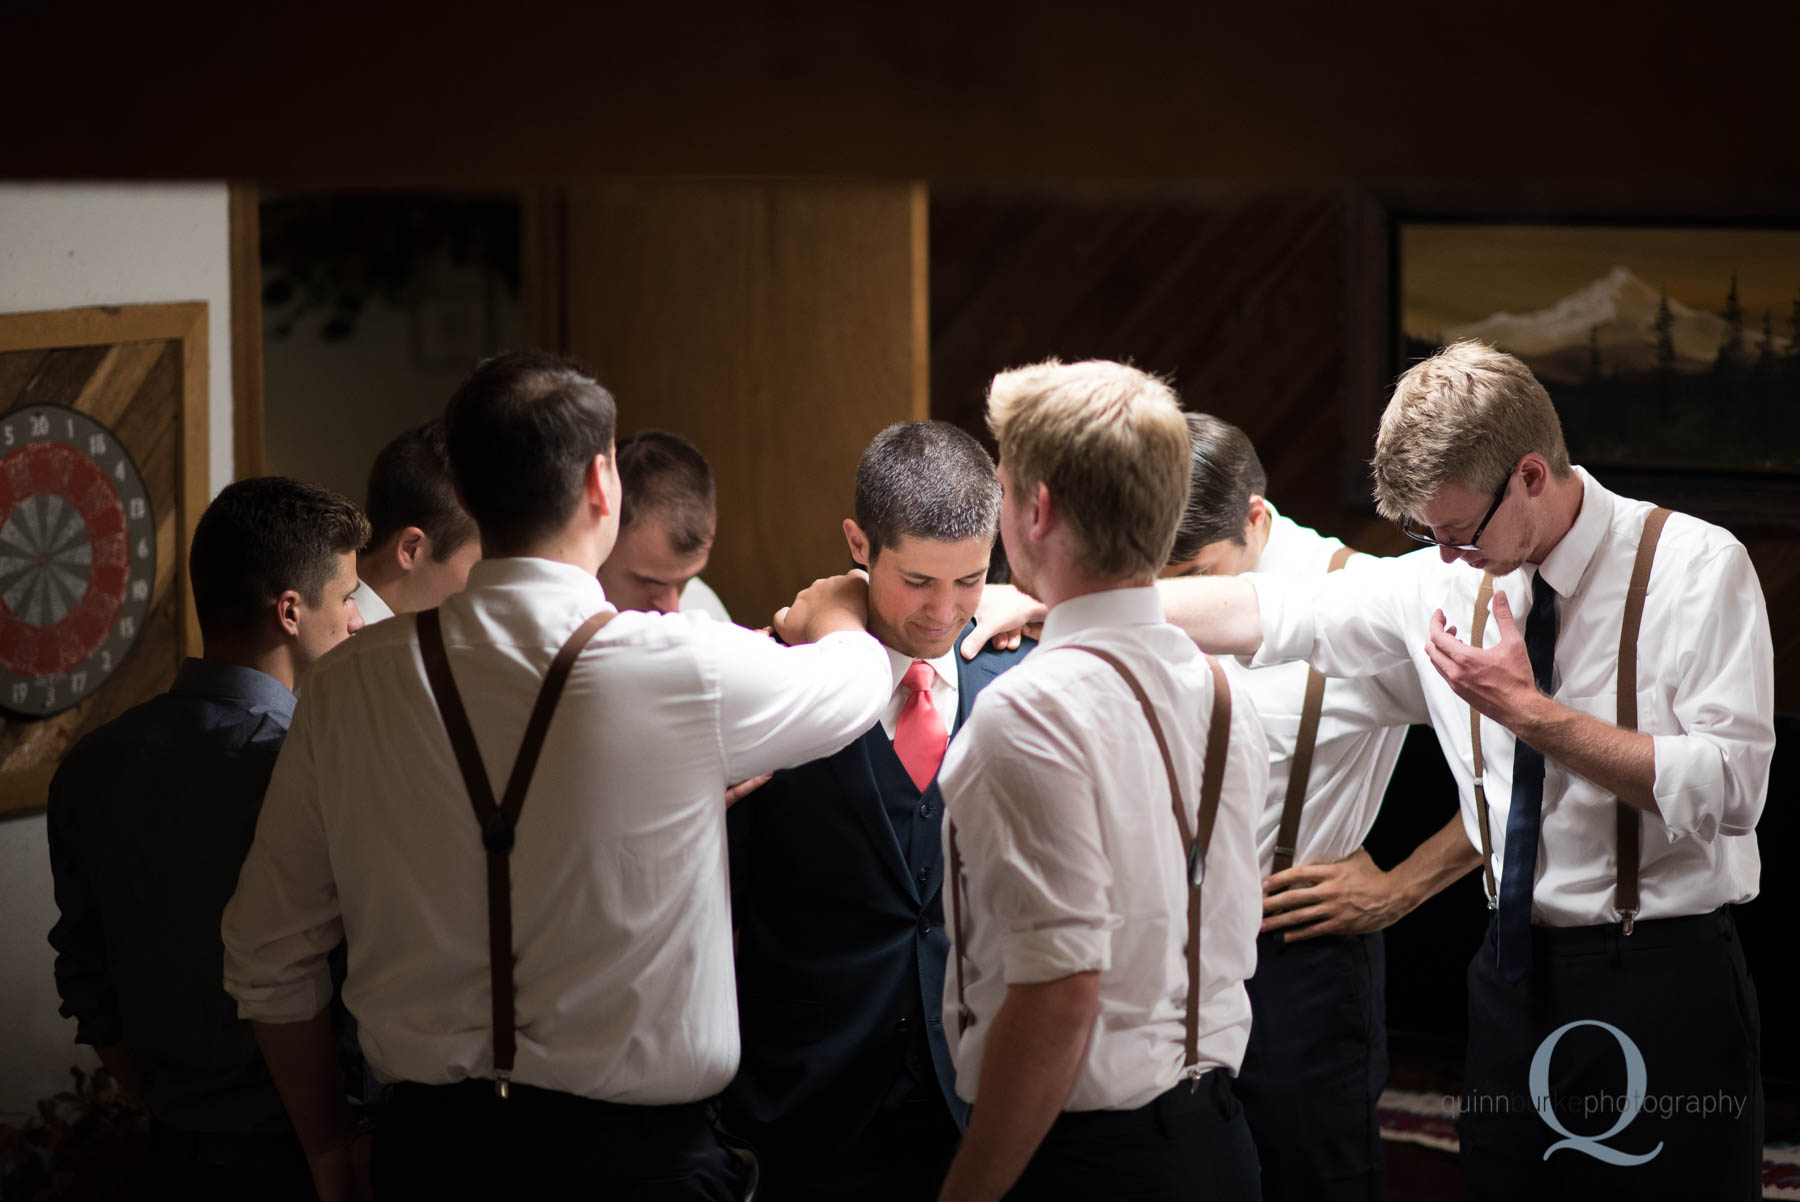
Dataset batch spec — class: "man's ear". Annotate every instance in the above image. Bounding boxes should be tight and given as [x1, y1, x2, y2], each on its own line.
[1028, 481, 1055, 542]
[275, 589, 303, 638]
[843, 518, 872, 568]
[587, 450, 620, 517]
[1244, 494, 1269, 541]
[395, 527, 428, 572]
[1519, 452, 1551, 498]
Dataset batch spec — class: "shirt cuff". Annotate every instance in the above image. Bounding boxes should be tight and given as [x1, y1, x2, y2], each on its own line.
[1244, 572, 1311, 669]
[1649, 734, 1726, 843]
[1000, 926, 1112, 985]
[225, 968, 334, 1025]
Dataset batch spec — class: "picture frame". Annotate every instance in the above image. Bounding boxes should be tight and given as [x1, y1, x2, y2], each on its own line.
[1345, 209, 1800, 530]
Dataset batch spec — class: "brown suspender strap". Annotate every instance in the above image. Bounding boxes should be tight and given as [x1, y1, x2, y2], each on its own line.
[1271, 544, 1357, 874]
[1462, 506, 1672, 932]
[415, 606, 614, 1098]
[1615, 506, 1671, 935]
[945, 649, 1234, 1079]
[1060, 646, 1232, 1079]
[1468, 572, 1499, 905]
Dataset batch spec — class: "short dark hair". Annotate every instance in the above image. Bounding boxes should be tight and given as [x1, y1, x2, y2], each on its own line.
[1168, 413, 1269, 563]
[854, 421, 1001, 562]
[189, 477, 370, 640]
[363, 418, 477, 561]
[443, 351, 617, 552]
[617, 430, 716, 556]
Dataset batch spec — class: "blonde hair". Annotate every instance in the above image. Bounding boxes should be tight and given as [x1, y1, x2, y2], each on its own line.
[1372, 340, 1571, 521]
[985, 359, 1191, 580]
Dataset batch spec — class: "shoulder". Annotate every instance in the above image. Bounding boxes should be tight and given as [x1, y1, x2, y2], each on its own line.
[52, 700, 158, 792]
[961, 637, 1036, 692]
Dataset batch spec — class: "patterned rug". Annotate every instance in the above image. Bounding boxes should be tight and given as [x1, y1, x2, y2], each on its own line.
[1377, 1089, 1800, 1198]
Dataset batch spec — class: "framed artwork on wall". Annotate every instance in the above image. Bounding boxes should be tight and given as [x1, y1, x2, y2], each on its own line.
[1347, 215, 1800, 529]
[0, 303, 209, 820]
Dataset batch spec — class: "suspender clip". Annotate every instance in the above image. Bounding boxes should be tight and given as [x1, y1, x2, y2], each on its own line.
[1183, 1065, 1205, 1094]
[1187, 842, 1206, 888]
[495, 1070, 511, 1100]
[1619, 910, 1637, 937]
[1271, 843, 1295, 863]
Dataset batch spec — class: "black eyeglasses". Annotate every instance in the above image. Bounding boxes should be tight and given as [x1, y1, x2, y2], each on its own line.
[1401, 469, 1513, 552]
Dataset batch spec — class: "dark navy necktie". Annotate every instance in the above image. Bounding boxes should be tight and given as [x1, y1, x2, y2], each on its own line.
[1495, 571, 1558, 982]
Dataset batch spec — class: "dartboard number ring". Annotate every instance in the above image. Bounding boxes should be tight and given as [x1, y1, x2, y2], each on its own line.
[0, 404, 157, 718]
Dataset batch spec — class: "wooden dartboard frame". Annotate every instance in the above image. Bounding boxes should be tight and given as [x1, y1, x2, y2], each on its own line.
[0, 303, 208, 820]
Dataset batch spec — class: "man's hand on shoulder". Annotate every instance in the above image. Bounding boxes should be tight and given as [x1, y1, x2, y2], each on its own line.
[773, 570, 870, 644]
[961, 584, 1048, 660]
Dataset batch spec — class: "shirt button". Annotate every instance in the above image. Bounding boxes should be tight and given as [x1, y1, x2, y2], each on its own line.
[919, 802, 932, 818]
[918, 917, 932, 935]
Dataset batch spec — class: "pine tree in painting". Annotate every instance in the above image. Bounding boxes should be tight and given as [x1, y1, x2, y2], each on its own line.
[1713, 273, 1745, 375]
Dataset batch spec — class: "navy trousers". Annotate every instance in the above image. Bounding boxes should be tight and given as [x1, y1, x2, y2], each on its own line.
[1234, 929, 1387, 1202]
[1459, 908, 1763, 1201]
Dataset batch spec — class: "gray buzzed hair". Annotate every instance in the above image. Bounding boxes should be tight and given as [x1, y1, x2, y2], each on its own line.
[854, 421, 1001, 561]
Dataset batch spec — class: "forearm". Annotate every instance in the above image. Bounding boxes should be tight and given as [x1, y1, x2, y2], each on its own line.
[1154, 576, 1263, 656]
[939, 974, 1100, 1202]
[251, 1011, 354, 1157]
[1512, 695, 1657, 815]
[1388, 813, 1483, 910]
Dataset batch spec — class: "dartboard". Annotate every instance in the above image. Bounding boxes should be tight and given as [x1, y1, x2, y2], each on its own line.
[0, 405, 156, 717]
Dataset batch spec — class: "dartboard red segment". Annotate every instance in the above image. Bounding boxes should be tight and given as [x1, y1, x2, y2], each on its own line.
[0, 405, 156, 718]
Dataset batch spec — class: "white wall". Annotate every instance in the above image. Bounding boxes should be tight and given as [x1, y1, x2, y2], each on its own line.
[0, 182, 233, 1116]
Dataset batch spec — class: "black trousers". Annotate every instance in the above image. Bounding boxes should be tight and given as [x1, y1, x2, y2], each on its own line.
[1005, 1070, 1260, 1202]
[146, 1120, 314, 1202]
[1234, 928, 1387, 1202]
[751, 1090, 962, 1202]
[1459, 907, 1763, 1202]
[373, 1080, 746, 1200]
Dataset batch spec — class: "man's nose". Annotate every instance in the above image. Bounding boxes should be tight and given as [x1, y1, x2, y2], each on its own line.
[1439, 546, 1463, 566]
[652, 586, 682, 614]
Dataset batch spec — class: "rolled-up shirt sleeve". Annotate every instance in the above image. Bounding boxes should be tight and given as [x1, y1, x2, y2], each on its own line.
[1246, 552, 1418, 679]
[713, 626, 892, 783]
[221, 696, 342, 1023]
[1648, 542, 1774, 842]
[955, 693, 1119, 985]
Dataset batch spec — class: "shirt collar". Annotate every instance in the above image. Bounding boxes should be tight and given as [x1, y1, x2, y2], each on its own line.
[1039, 585, 1165, 646]
[884, 640, 960, 695]
[171, 658, 297, 722]
[350, 579, 394, 624]
[466, 556, 609, 608]
[1534, 466, 1609, 598]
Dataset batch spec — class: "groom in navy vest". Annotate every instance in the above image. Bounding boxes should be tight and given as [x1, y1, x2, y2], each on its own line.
[725, 421, 1031, 1201]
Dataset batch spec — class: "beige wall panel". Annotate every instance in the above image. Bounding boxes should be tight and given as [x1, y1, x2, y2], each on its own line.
[563, 182, 927, 624]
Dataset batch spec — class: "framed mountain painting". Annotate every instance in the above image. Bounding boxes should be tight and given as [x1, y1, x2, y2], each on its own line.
[1386, 220, 1800, 528]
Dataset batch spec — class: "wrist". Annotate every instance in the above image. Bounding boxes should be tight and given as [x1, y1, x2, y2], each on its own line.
[1510, 689, 1560, 744]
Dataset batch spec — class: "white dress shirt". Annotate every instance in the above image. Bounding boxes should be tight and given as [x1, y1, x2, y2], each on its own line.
[1249, 467, 1773, 927]
[679, 577, 731, 622]
[349, 578, 394, 625]
[222, 557, 890, 1104]
[939, 587, 1268, 1112]
[1227, 507, 1430, 874]
[876, 643, 961, 740]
